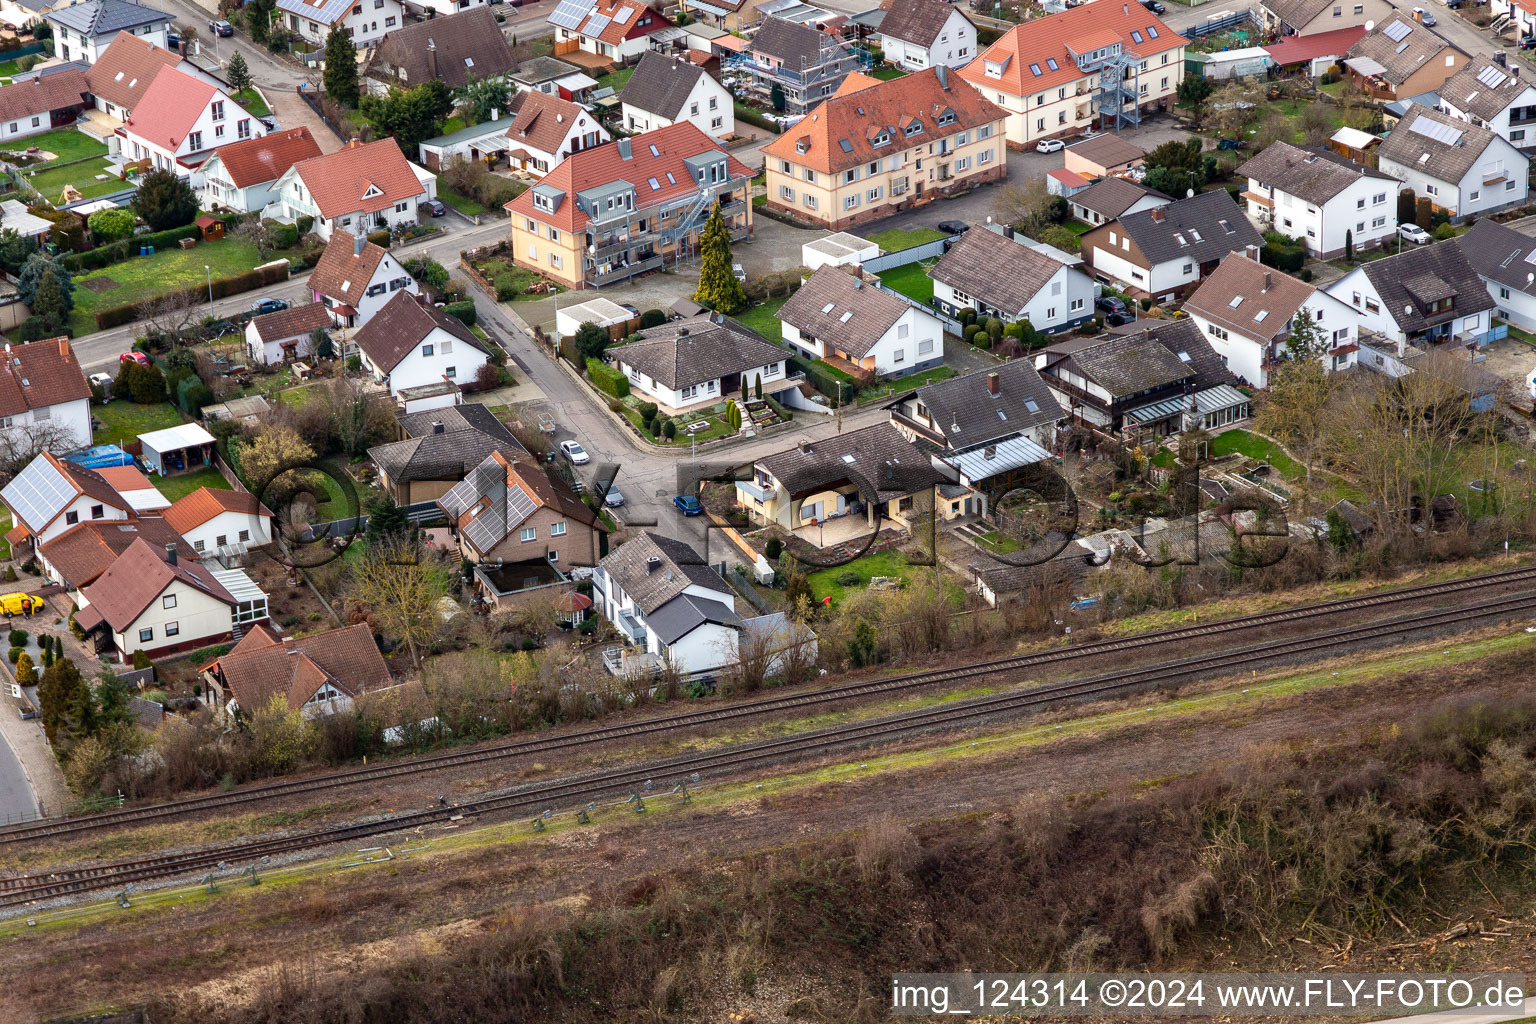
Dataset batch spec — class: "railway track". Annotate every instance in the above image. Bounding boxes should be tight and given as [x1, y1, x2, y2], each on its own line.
[3, 587, 1534, 910]
[2, 564, 1533, 849]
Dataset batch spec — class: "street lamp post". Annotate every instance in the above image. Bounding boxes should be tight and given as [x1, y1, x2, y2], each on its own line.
[205, 264, 213, 313]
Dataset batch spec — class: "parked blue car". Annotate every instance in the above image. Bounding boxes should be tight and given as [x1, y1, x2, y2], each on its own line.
[673, 494, 703, 516]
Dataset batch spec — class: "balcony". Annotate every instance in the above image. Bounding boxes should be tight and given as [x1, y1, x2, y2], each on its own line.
[586, 254, 664, 286]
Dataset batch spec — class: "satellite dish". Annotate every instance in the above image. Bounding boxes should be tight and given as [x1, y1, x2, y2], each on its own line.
[1365, 19, 1375, 30]
[1186, 188, 1195, 198]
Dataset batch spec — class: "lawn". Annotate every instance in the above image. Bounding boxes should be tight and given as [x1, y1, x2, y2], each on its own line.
[1064, 220, 1093, 236]
[0, 128, 106, 163]
[861, 226, 947, 251]
[70, 239, 265, 336]
[439, 187, 487, 217]
[856, 365, 957, 404]
[0, 502, 11, 560]
[1211, 428, 1304, 481]
[25, 156, 122, 203]
[876, 261, 935, 305]
[232, 88, 271, 118]
[93, 400, 186, 446]
[977, 530, 1021, 554]
[732, 296, 790, 341]
[807, 550, 915, 604]
[871, 65, 906, 80]
[153, 466, 232, 502]
[597, 66, 635, 92]
[0, 58, 21, 80]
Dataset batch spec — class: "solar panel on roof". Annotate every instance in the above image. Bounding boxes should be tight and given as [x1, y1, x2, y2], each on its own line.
[1383, 19, 1412, 41]
[613, 5, 633, 21]
[1477, 64, 1508, 88]
[1407, 113, 1463, 145]
[549, 0, 588, 29]
[3, 456, 76, 534]
[585, 12, 611, 35]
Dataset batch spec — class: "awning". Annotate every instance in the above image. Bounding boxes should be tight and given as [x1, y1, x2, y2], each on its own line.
[687, 0, 730, 13]
[949, 434, 1053, 482]
[73, 604, 104, 632]
[1344, 56, 1387, 77]
[1193, 384, 1250, 415]
[1126, 397, 1189, 424]
[5, 522, 29, 545]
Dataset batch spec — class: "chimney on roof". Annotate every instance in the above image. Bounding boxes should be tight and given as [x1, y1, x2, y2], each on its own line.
[1245, 243, 1259, 261]
[431, 420, 444, 434]
[647, 555, 661, 573]
[58, 338, 67, 357]
[347, 138, 363, 149]
[798, 439, 812, 454]
[987, 371, 1000, 396]
[283, 637, 298, 654]
[1003, 224, 1014, 239]
[1495, 50, 1508, 67]
[354, 230, 366, 257]
[427, 38, 438, 82]
[1151, 207, 1165, 222]
[1263, 271, 1272, 292]
[490, 106, 499, 121]
[164, 543, 177, 566]
[936, 65, 948, 90]
[678, 326, 690, 337]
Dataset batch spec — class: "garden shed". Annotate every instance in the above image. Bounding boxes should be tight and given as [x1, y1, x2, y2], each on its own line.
[194, 214, 225, 241]
[139, 423, 218, 476]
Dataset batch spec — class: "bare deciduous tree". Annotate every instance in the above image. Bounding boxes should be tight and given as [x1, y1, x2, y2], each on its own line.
[138, 290, 205, 344]
[348, 538, 453, 668]
[0, 420, 88, 478]
[322, 375, 393, 457]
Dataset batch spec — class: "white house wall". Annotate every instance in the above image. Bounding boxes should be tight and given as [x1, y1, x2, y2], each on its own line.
[1379, 135, 1530, 220]
[366, 323, 488, 395]
[281, 0, 404, 49]
[114, 576, 232, 658]
[123, 89, 266, 174]
[181, 510, 274, 554]
[622, 75, 733, 138]
[883, 9, 977, 71]
[1484, 276, 1536, 330]
[0, 397, 91, 455]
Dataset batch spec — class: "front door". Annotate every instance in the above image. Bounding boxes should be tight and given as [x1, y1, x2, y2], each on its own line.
[916, 180, 924, 199]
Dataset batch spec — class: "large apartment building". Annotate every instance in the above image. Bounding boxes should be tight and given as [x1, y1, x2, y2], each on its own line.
[762, 66, 1006, 229]
[504, 122, 754, 290]
[957, 0, 1184, 150]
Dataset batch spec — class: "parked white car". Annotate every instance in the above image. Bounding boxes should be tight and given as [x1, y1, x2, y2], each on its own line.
[1398, 223, 1433, 246]
[1035, 138, 1066, 154]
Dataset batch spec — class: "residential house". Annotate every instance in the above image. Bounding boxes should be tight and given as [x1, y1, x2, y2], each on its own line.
[402, 0, 488, 16]
[438, 450, 605, 568]
[1326, 240, 1497, 351]
[592, 532, 742, 678]
[777, 264, 945, 380]
[509, 55, 589, 98]
[676, 0, 761, 32]
[956, 1, 1184, 150]
[1261, 25, 1367, 77]
[307, 232, 419, 328]
[200, 623, 391, 721]
[1492, 0, 1536, 44]
[614, 314, 796, 413]
[1, 451, 131, 555]
[93, 465, 170, 514]
[1062, 133, 1145, 178]
[1258, 0, 1393, 36]
[550, 0, 675, 64]
[36, 517, 193, 591]
[1376, 103, 1529, 221]
[369, 403, 528, 505]
[1342, 16, 1468, 102]
[200, 127, 323, 214]
[73, 538, 255, 662]
[732, 16, 860, 114]
[417, 116, 516, 172]
[0, 337, 93, 454]
[45, 0, 171, 64]
[500, 88, 610, 177]
[275, 0, 405, 50]
[0, 64, 89, 143]
[929, 223, 1095, 333]
[1236, 140, 1399, 258]
[504, 123, 753, 291]
[1079, 188, 1263, 302]
[118, 65, 267, 174]
[1437, 54, 1536, 153]
[1035, 319, 1251, 434]
[734, 421, 946, 546]
[354, 291, 491, 398]
[762, 66, 1007, 229]
[0, 0, 57, 30]
[1457, 217, 1536, 330]
[272, 137, 435, 242]
[162, 487, 275, 555]
[1181, 252, 1360, 387]
[878, 0, 977, 71]
[1067, 175, 1170, 227]
[365, 8, 516, 95]
[244, 301, 334, 365]
[79, 32, 222, 154]
[619, 51, 734, 139]
[887, 361, 1062, 517]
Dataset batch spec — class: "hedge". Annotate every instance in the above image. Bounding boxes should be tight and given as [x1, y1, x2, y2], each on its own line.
[789, 354, 856, 405]
[733, 104, 782, 135]
[95, 262, 290, 330]
[367, 229, 391, 249]
[443, 300, 476, 326]
[586, 358, 629, 398]
[63, 224, 202, 273]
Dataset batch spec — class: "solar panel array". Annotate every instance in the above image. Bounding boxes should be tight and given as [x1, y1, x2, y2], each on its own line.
[1383, 19, 1412, 41]
[465, 481, 537, 553]
[549, 0, 588, 30]
[614, 5, 632, 22]
[586, 12, 611, 36]
[1477, 64, 1509, 88]
[1408, 114, 1463, 145]
[2, 456, 75, 533]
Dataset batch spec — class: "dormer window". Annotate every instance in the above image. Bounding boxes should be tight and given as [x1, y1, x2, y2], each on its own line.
[873, 131, 890, 146]
[796, 138, 809, 153]
[937, 110, 955, 126]
[905, 120, 922, 136]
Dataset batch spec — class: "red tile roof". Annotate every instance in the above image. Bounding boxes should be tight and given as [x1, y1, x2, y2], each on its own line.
[0, 66, 89, 124]
[505, 121, 753, 233]
[289, 137, 426, 219]
[957, 1, 1182, 99]
[1262, 25, 1366, 66]
[39, 517, 197, 589]
[308, 233, 388, 307]
[579, 0, 671, 45]
[121, 65, 222, 158]
[206, 623, 391, 712]
[208, 127, 322, 188]
[84, 31, 182, 111]
[94, 465, 156, 494]
[504, 89, 589, 158]
[161, 486, 272, 535]
[763, 66, 1006, 175]
[0, 337, 90, 418]
[78, 537, 236, 633]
